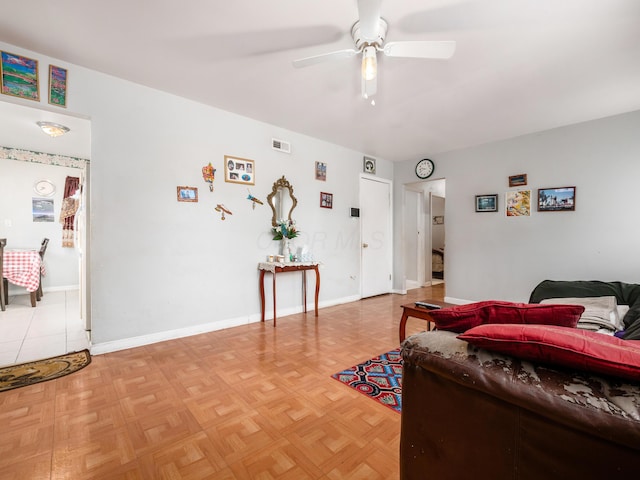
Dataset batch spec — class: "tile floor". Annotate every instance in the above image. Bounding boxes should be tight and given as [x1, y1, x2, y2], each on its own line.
[0, 289, 90, 367]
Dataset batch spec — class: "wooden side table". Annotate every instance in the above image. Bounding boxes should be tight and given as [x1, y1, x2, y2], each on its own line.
[259, 262, 320, 326]
[399, 300, 455, 342]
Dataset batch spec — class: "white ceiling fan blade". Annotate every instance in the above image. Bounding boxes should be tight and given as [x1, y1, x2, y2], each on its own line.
[357, 0, 383, 42]
[292, 49, 358, 68]
[383, 40, 456, 59]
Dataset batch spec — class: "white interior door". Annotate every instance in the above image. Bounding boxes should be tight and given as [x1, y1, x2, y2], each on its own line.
[360, 176, 392, 298]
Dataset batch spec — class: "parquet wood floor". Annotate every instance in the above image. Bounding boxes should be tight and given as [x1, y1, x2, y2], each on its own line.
[0, 285, 443, 479]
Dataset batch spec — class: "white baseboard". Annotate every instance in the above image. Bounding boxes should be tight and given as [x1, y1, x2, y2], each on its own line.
[405, 279, 420, 290]
[90, 294, 361, 355]
[444, 296, 473, 305]
[90, 315, 259, 355]
[45, 285, 79, 293]
[7, 284, 79, 295]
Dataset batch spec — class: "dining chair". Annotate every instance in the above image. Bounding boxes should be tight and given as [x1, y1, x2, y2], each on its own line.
[0, 238, 6, 311]
[36, 238, 49, 301]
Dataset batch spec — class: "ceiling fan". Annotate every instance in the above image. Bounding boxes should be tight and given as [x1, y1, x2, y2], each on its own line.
[292, 0, 456, 100]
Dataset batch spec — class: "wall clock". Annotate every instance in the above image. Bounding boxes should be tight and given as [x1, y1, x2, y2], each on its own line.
[34, 179, 56, 197]
[415, 158, 434, 179]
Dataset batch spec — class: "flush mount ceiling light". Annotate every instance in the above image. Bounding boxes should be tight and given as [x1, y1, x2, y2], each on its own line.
[36, 121, 70, 137]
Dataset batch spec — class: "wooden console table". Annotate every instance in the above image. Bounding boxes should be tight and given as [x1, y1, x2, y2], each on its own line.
[399, 299, 455, 342]
[259, 262, 320, 326]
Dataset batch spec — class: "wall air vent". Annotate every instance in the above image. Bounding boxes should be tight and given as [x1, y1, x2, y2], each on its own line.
[272, 138, 291, 154]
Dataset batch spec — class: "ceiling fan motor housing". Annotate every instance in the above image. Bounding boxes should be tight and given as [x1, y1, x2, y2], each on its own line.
[352, 18, 388, 50]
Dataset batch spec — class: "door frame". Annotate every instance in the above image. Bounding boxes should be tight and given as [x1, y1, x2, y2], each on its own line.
[401, 179, 446, 293]
[403, 187, 426, 290]
[0, 101, 91, 339]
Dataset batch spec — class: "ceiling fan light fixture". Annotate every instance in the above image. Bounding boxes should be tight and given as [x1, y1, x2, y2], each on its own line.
[361, 45, 377, 81]
[36, 121, 70, 137]
[291, 1, 455, 101]
[361, 46, 378, 99]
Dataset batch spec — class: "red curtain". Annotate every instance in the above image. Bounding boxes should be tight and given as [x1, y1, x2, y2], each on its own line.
[60, 176, 80, 248]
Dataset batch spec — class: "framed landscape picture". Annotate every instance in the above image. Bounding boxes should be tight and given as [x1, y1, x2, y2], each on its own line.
[538, 186, 576, 211]
[48, 65, 68, 107]
[224, 155, 255, 185]
[508, 174, 527, 187]
[475, 194, 498, 212]
[1, 51, 39, 101]
[176, 186, 198, 202]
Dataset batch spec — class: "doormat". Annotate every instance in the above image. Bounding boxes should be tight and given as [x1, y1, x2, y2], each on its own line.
[0, 349, 91, 393]
[331, 349, 402, 413]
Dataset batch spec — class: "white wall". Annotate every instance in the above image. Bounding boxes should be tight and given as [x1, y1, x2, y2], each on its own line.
[394, 109, 640, 303]
[0, 41, 393, 351]
[0, 158, 81, 290]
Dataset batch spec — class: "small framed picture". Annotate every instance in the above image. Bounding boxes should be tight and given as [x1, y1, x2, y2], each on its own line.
[1, 50, 39, 101]
[224, 155, 255, 185]
[363, 156, 376, 174]
[32, 198, 55, 222]
[48, 65, 68, 107]
[433, 215, 444, 225]
[508, 174, 527, 187]
[475, 194, 498, 212]
[315, 161, 327, 181]
[177, 186, 198, 202]
[320, 192, 333, 209]
[538, 186, 576, 211]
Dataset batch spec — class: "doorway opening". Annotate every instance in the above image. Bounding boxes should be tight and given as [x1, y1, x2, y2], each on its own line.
[0, 100, 91, 365]
[402, 179, 445, 292]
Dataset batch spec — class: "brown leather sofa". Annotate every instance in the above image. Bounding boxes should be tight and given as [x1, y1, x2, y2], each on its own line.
[400, 330, 640, 480]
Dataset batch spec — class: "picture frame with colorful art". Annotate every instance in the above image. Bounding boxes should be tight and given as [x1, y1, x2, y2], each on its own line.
[506, 190, 531, 217]
[224, 155, 255, 185]
[0, 50, 39, 101]
[48, 65, 68, 107]
[315, 161, 327, 181]
[177, 186, 198, 202]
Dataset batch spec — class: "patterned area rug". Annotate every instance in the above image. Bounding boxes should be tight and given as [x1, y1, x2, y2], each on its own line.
[0, 349, 91, 392]
[331, 349, 402, 413]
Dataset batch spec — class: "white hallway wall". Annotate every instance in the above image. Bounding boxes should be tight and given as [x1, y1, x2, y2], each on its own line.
[394, 109, 640, 303]
[0, 41, 393, 351]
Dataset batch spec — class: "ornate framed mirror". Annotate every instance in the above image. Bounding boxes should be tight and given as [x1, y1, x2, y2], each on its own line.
[267, 176, 298, 227]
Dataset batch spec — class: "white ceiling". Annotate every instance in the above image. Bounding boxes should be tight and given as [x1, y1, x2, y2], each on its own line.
[1, 0, 640, 162]
[0, 100, 91, 159]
